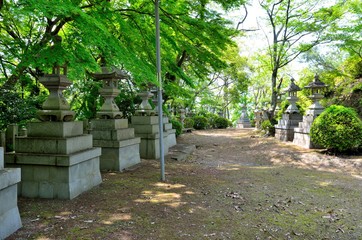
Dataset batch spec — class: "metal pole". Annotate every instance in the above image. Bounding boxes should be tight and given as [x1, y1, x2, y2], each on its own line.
[155, 0, 165, 181]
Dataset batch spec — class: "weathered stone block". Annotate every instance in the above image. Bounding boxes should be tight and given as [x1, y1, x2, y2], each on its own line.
[140, 138, 159, 159]
[39, 182, 54, 199]
[131, 116, 159, 125]
[134, 132, 160, 139]
[6, 147, 102, 199]
[12, 156, 101, 199]
[20, 181, 39, 198]
[164, 123, 172, 131]
[0, 184, 22, 240]
[15, 135, 93, 154]
[293, 129, 321, 149]
[134, 124, 159, 134]
[33, 167, 51, 181]
[140, 137, 169, 159]
[27, 121, 83, 138]
[166, 129, 177, 148]
[91, 128, 135, 141]
[162, 117, 169, 123]
[0, 168, 21, 193]
[93, 137, 141, 148]
[100, 144, 140, 171]
[91, 119, 128, 130]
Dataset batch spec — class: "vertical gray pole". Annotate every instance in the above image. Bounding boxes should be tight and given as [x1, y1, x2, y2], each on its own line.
[155, 0, 165, 181]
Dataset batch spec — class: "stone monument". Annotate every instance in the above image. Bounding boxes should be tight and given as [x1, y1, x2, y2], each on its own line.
[275, 78, 303, 141]
[254, 108, 263, 130]
[0, 147, 22, 239]
[237, 104, 251, 128]
[5, 65, 102, 199]
[90, 67, 141, 171]
[293, 75, 327, 148]
[131, 88, 175, 159]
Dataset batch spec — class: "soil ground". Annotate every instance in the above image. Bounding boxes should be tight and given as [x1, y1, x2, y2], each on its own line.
[7, 128, 362, 240]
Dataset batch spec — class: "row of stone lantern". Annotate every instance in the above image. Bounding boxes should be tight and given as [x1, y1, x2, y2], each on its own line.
[4, 62, 177, 198]
[293, 75, 327, 148]
[274, 74, 328, 148]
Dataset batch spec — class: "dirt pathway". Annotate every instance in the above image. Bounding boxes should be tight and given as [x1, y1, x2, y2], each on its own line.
[8, 128, 362, 240]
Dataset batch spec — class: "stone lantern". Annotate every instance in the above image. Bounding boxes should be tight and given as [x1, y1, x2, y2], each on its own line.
[6, 63, 102, 199]
[92, 66, 128, 119]
[237, 104, 251, 128]
[135, 89, 155, 116]
[304, 74, 327, 116]
[285, 77, 301, 113]
[38, 65, 75, 122]
[293, 74, 327, 148]
[275, 77, 302, 141]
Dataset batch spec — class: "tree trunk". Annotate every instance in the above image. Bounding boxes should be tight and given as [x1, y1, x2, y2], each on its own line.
[270, 68, 278, 119]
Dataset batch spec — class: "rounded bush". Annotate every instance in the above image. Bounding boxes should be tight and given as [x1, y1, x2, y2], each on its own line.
[310, 105, 362, 152]
[193, 116, 209, 130]
[170, 119, 183, 136]
[214, 117, 230, 129]
[261, 119, 277, 136]
[184, 117, 194, 128]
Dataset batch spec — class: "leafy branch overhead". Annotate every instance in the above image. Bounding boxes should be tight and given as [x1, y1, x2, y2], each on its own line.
[0, 0, 245, 85]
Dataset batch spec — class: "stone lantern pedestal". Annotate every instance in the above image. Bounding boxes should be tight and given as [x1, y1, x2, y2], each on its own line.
[293, 75, 327, 148]
[0, 147, 22, 239]
[90, 67, 140, 171]
[131, 89, 176, 159]
[131, 115, 169, 159]
[275, 78, 302, 141]
[163, 115, 177, 149]
[5, 66, 102, 199]
[150, 88, 176, 149]
[237, 105, 251, 128]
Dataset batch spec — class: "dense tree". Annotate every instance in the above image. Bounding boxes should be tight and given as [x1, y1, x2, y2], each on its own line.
[0, 0, 247, 125]
[256, 0, 344, 117]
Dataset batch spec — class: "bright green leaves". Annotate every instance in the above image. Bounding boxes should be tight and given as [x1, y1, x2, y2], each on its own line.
[311, 105, 362, 152]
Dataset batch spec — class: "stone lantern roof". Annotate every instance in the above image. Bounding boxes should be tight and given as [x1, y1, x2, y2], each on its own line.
[92, 66, 129, 80]
[305, 74, 327, 89]
[285, 78, 301, 92]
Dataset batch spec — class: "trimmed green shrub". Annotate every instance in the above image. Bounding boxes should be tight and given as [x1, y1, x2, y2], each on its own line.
[310, 105, 362, 152]
[170, 119, 183, 137]
[214, 117, 231, 129]
[184, 117, 194, 128]
[193, 116, 209, 130]
[207, 113, 220, 129]
[261, 119, 277, 136]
